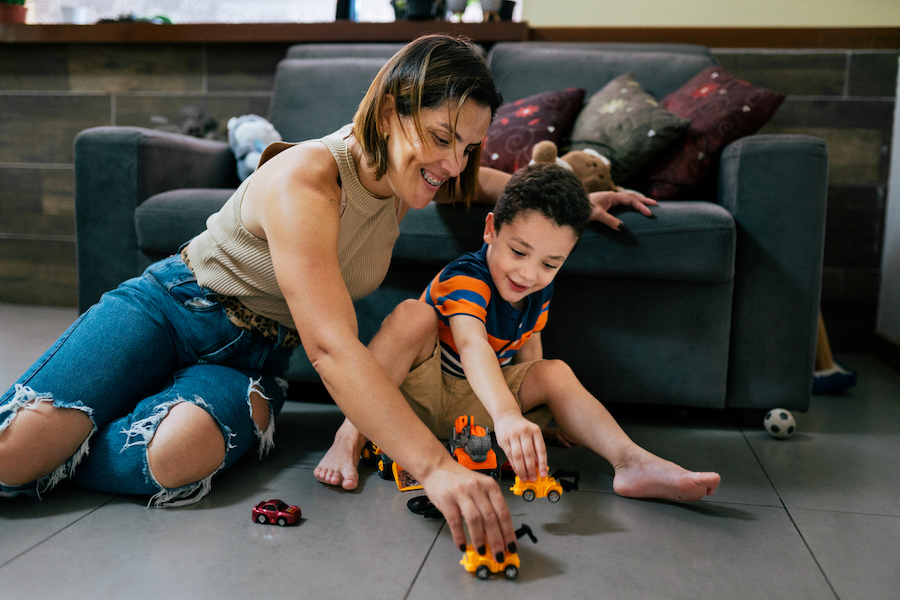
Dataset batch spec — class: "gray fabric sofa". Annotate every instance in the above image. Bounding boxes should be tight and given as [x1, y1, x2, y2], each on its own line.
[73, 42, 828, 413]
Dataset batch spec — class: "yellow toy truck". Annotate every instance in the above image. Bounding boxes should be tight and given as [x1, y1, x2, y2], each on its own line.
[460, 524, 537, 580]
[510, 469, 580, 502]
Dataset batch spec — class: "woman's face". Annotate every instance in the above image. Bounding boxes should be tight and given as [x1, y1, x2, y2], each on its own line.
[379, 97, 492, 209]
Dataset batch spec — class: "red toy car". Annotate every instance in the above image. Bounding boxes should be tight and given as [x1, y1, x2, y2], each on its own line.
[252, 499, 301, 526]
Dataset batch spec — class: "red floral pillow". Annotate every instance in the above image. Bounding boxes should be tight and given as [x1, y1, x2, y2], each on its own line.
[481, 88, 586, 174]
[644, 67, 785, 200]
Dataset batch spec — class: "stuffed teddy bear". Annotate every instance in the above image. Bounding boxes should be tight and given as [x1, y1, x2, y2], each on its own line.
[227, 114, 283, 181]
[530, 140, 621, 194]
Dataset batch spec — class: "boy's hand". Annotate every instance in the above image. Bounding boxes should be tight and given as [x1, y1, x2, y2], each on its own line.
[493, 413, 548, 482]
[589, 189, 657, 230]
[418, 457, 516, 556]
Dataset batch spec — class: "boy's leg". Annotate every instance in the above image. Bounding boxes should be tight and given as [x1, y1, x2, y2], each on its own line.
[315, 300, 438, 490]
[517, 359, 720, 502]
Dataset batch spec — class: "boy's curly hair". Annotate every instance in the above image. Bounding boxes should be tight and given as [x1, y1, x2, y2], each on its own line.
[493, 163, 592, 238]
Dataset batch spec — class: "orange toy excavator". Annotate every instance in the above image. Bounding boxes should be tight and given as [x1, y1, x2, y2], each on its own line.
[448, 415, 499, 479]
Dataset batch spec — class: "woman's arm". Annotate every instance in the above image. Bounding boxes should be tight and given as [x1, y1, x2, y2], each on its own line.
[432, 165, 511, 205]
[244, 145, 516, 554]
[437, 165, 658, 228]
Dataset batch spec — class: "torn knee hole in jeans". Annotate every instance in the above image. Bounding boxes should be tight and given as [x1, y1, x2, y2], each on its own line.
[0, 384, 96, 496]
[121, 396, 235, 509]
[248, 377, 276, 460]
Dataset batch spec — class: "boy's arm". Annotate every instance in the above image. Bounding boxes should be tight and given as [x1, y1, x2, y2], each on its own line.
[450, 315, 548, 482]
[512, 331, 543, 364]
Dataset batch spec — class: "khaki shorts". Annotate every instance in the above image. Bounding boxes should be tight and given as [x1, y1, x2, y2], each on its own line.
[399, 342, 554, 440]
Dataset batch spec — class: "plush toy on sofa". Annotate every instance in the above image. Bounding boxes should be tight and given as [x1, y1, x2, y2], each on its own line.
[227, 114, 283, 181]
[530, 140, 621, 194]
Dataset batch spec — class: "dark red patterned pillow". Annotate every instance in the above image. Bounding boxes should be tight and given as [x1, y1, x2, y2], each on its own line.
[481, 88, 586, 174]
[644, 67, 785, 200]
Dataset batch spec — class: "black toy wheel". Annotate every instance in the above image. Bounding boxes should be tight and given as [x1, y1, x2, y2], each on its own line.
[277, 517, 287, 526]
[504, 565, 518, 580]
[548, 490, 560, 503]
[256, 514, 267, 524]
[359, 442, 375, 465]
[377, 456, 395, 480]
[407, 495, 432, 513]
[476, 565, 491, 580]
[523, 489, 535, 502]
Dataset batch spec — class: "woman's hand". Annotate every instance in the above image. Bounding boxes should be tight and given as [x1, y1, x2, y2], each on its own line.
[418, 458, 517, 556]
[589, 188, 658, 230]
[493, 413, 548, 483]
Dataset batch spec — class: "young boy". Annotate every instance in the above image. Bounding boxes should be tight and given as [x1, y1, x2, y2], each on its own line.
[315, 163, 720, 501]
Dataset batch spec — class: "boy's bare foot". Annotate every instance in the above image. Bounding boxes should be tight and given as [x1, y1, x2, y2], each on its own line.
[612, 448, 720, 502]
[314, 420, 367, 491]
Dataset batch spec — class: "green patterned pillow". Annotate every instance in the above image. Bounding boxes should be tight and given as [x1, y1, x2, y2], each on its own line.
[569, 73, 691, 183]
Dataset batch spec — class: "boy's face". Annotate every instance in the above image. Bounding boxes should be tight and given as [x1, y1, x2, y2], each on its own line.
[483, 210, 579, 307]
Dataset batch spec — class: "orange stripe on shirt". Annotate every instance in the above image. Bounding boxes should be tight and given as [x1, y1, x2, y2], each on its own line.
[428, 274, 491, 321]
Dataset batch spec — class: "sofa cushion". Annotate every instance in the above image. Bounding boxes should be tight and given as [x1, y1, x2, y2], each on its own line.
[393, 201, 735, 284]
[487, 42, 717, 106]
[565, 201, 735, 282]
[481, 88, 586, 173]
[645, 66, 785, 200]
[268, 57, 389, 143]
[569, 72, 691, 183]
[135, 188, 233, 255]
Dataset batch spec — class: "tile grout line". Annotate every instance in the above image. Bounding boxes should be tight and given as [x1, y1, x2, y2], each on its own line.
[403, 520, 446, 600]
[740, 429, 842, 600]
[0, 495, 119, 570]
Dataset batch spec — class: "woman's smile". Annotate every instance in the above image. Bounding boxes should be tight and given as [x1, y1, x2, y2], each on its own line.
[381, 98, 492, 208]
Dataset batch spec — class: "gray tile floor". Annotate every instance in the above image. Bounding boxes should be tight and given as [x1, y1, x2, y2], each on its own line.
[1, 303, 898, 600]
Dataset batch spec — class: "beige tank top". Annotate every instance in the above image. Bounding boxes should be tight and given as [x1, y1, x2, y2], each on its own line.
[186, 125, 400, 331]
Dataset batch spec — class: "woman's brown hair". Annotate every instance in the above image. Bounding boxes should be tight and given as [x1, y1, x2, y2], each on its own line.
[353, 34, 502, 205]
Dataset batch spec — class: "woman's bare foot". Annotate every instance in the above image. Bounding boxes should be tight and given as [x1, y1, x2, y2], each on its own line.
[612, 447, 720, 502]
[313, 419, 367, 491]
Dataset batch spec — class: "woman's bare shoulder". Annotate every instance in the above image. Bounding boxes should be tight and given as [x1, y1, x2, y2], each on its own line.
[257, 141, 340, 189]
[242, 141, 343, 238]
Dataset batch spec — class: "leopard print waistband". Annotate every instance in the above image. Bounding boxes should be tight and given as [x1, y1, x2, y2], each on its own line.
[179, 246, 302, 349]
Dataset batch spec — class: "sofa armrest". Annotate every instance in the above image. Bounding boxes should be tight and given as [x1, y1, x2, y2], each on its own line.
[74, 127, 238, 312]
[717, 134, 829, 411]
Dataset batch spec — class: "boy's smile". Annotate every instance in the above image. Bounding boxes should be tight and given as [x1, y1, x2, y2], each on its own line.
[483, 210, 579, 308]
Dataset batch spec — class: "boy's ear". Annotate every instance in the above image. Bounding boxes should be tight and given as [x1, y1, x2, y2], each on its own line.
[483, 212, 496, 245]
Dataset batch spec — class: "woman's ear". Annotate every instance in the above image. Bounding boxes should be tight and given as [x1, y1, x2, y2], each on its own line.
[483, 212, 497, 245]
[379, 94, 397, 137]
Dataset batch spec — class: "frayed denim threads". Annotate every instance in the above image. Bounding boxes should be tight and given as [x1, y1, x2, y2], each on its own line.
[0, 255, 290, 506]
[0, 384, 96, 498]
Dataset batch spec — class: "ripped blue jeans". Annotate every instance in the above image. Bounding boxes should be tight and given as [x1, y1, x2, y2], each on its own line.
[0, 255, 290, 506]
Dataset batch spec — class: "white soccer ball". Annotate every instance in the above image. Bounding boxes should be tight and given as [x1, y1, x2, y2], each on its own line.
[764, 409, 796, 439]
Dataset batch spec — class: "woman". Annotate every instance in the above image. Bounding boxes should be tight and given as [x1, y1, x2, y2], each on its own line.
[0, 35, 653, 554]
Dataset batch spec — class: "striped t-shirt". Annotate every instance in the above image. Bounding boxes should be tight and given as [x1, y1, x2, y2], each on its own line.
[421, 243, 553, 378]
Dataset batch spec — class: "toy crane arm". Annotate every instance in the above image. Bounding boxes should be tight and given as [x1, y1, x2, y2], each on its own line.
[515, 524, 537, 545]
